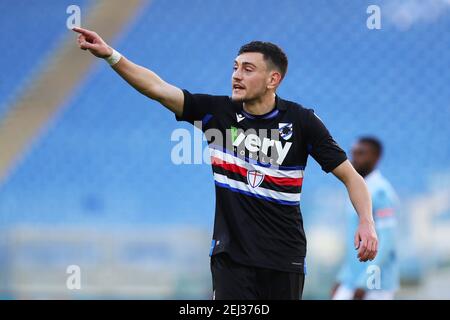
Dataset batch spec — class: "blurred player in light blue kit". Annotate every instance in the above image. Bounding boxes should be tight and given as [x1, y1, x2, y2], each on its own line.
[332, 137, 399, 300]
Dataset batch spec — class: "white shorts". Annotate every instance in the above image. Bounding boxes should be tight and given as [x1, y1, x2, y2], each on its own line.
[332, 285, 395, 300]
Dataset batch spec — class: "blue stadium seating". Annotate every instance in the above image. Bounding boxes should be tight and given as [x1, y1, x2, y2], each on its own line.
[1, 0, 449, 228]
[0, 0, 92, 118]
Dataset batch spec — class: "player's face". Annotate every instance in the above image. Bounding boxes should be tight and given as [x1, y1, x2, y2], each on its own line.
[231, 52, 272, 102]
[351, 142, 378, 177]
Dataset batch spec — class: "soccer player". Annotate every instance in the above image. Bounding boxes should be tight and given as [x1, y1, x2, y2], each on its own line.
[73, 27, 378, 300]
[332, 137, 399, 300]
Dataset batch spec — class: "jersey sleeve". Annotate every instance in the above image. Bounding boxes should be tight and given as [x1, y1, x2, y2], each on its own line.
[175, 89, 220, 126]
[303, 109, 347, 173]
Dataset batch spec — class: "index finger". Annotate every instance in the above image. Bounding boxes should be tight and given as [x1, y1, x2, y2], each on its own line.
[72, 27, 95, 37]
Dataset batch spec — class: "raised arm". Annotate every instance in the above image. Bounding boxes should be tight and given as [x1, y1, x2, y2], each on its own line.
[73, 27, 184, 117]
[332, 160, 378, 262]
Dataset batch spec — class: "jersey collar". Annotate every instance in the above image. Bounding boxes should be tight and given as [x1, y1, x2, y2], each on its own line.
[233, 95, 287, 120]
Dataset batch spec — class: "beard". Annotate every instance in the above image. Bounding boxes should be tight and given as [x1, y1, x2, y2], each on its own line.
[231, 94, 245, 103]
[231, 88, 266, 104]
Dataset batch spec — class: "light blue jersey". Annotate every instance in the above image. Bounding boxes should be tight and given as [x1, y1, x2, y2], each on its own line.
[337, 170, 399, 291]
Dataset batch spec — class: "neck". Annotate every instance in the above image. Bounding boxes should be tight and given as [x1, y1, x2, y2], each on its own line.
[243, 92, 276, 115]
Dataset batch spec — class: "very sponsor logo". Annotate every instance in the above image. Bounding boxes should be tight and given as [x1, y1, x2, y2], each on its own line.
[231, 127, 292, 165]
[170, 122, 294, 166]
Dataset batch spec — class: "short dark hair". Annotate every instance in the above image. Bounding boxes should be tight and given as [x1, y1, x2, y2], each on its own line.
[358, 136, 383, 158]
[238, 41, 288, 79]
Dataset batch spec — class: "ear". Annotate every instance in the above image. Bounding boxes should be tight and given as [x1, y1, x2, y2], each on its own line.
[267, 71, 282, 90]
